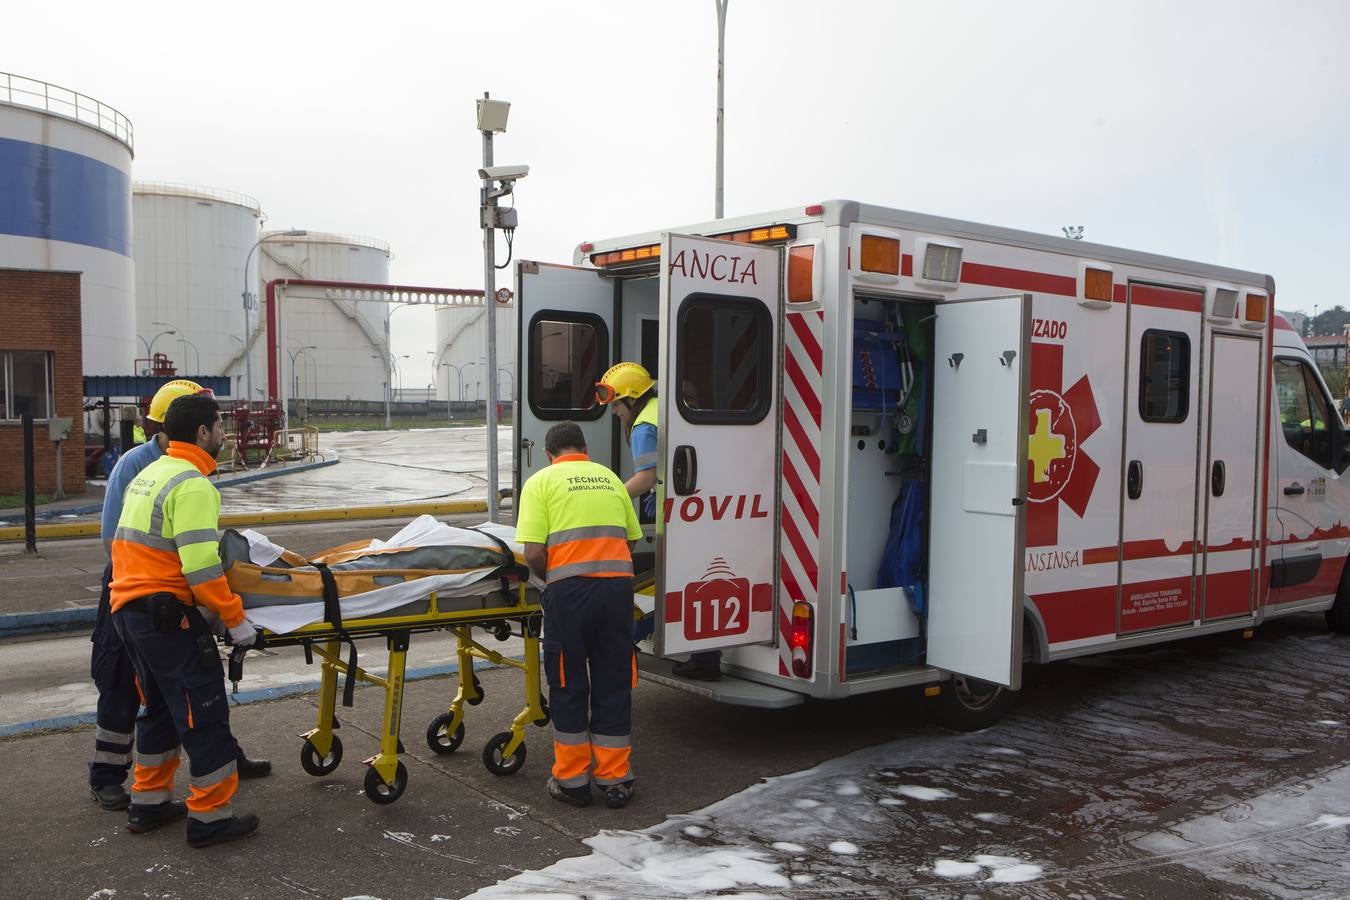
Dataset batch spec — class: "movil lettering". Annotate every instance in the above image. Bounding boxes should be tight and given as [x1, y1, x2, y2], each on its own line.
[664, 493, 770, 524]
[668, 249, 759, 285]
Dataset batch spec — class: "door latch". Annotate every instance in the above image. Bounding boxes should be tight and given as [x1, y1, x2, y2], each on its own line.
[1000, 350, 1017, 367]
[520, 437, 534, 468]
[948, 353, 964, 369]
[971, 428, 987, 445]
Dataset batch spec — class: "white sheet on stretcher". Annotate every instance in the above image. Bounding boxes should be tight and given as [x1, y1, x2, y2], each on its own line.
[238, 516, 540, 635]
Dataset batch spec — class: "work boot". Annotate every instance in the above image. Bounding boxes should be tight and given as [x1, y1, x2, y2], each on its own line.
[90, 783, 130, 811]
[604, 781, 636, 810]
[188, 812, 260, 849]
[671, 654, 722, 682]
[546, 777, 592, 808]
[126, 800, 187, 834]
[236, 755, 272, 779]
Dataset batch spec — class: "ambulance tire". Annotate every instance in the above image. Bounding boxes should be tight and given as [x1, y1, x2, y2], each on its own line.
[426, 713, 465, 754]
[1327, 558, 1350, 634]
[483, 731, 527, 776]
[300, 735, 343, 776]
[932, 675, 1014, 733]
[363, 761, 408, 805]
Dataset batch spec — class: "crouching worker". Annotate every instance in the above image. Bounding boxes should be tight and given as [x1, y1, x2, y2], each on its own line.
[109, 394, 260, 847]
[517, 422, 643, 809]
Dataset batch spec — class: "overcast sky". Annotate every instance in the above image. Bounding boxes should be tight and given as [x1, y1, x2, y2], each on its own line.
[8, 0, 1349, 384]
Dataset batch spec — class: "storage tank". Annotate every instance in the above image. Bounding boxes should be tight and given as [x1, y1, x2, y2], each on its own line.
[0, 73, 135, 375]
[433, 304, 515, 404]
[258, 231, 391, 402]
[133, 183, 262, 387]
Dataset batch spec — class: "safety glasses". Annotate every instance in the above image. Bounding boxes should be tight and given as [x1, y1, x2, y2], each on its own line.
[594, 382, 617, 406]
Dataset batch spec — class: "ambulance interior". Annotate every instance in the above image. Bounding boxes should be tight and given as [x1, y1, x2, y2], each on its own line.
[844, 295, 936, 676]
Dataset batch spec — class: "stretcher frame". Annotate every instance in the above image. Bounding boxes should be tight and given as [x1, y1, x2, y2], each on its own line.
[247, 579, 546, 805]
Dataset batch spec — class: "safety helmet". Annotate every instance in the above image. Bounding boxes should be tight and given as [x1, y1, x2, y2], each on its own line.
[595, 362, 654, 405]
[148, 379, 210, 422]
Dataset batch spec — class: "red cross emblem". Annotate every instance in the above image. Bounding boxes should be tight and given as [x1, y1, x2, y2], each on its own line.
[1027, 343, 1101, 547]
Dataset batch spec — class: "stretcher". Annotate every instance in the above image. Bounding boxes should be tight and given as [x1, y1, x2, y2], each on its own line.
[223, 516, 548, 805]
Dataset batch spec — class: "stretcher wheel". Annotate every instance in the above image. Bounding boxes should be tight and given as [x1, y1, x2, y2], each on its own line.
[300, 736, 343, 776]
[467, 674, 485, 706]
[426, 713, 465, 754]
[363, 761, 408, 805]
[482, 731, 526, 776]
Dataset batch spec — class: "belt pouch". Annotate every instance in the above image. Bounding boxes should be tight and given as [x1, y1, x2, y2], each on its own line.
[149, 595, 184, 633]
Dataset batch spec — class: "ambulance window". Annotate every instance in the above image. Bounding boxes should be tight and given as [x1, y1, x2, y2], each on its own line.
[1138, 330, 1189, 423]
[1274, 357, 1336, 469]
[675, 294, 772, 424]
[528, 312, 608, 421]
[640, 318, 659, 377]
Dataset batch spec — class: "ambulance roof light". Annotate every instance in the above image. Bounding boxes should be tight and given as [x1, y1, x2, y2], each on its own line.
[589, 223, 796, 268]
[804, 204, 824, 216]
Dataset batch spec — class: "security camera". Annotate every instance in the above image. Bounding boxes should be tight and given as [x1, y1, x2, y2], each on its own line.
[479, 164, 529, 182]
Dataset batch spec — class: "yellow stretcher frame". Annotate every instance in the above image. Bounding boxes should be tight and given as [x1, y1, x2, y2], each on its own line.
[249, 582, 546, 805]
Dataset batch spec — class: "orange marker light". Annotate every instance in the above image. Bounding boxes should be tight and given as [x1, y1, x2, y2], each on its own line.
[1244, 293, 1267, 322]
[1084, 267, 1113, 302]
[859, 235, 900, 275]
[787, 245, 815, 303]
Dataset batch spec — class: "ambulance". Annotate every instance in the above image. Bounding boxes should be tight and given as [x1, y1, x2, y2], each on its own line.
[512, 199, 1350, 728]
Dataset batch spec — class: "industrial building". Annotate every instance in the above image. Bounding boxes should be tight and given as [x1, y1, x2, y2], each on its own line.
[433, 304, 515, 404]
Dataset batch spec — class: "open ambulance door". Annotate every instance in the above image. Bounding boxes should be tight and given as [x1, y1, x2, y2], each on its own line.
[655, 233, 782, 658]
[926, 294, 1031, 689]
[514, 261, 615, 494]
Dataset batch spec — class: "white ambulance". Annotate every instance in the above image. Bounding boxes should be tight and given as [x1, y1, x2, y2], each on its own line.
[512, 199, 1350, 728]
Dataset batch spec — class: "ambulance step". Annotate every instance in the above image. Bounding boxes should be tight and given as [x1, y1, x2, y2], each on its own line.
[637, 657, 804, 708]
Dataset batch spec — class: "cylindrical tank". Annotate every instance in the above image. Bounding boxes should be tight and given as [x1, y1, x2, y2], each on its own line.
[132, 183, 262, 387]
[0, 73, 135, 375]
[433, 304, 516, 403]
[259, 231, 391, 402]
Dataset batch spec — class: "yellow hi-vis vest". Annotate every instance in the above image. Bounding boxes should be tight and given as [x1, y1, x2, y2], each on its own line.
[515, 452, 642, 584]
[109, 441, 245, 626]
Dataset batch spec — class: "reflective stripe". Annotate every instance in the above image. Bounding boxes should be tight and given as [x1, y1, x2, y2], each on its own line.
[632, 451, 657, 469]
[113, 526, 176, 553]
[189, 805, 235, 824]
[93, 750, 131, 765]
[185, 564, 225, 586]
[554, 772, 591, 789]
[189, 759, 237, 789]
[547, 559, 634, 583]
[545, 524, 630, 547]
[135, 747, 181, 768]
[132, 789, 173, 805]
[591, 733, 630, 749]
[149, 469, 204, 534]
[552, 729, 590, 746]
[173, 528, 219, 547]
[96, 726, 133, 744]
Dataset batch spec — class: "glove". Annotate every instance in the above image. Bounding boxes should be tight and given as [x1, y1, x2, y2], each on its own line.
[227, 621, 258, 648]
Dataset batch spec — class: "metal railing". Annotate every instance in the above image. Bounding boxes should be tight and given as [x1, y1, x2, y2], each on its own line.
[0, 72, 133, 152]
[133, 181, 261, 214]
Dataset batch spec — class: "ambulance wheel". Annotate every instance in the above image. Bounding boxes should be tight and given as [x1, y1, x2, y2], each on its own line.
[534, 699, 551, 728]
[300, 736, 343, 776]
[931, 675, 1013, 732]
[483, 731, 527, 776]
[425, 713, 465, 754]
[363, 762, 408, 805]
[467, 673, 485, 706]
[1326, 558, 1350, 634]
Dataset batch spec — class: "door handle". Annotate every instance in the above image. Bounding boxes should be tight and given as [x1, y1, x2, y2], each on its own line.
[672, 445, 698, 496]
[1284, 482, 1305, 496]
[520, 437, 534, 468]
[1127, 460, 1143, 500]
[1211, 460, 1226, 497]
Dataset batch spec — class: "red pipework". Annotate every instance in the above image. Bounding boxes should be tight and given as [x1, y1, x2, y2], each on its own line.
[263, 278, 487, 404]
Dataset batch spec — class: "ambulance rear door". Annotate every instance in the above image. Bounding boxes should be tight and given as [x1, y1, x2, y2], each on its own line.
[514, 261, 614, 493]
[656, 234, 782, 657]
[927, 293, 1031, 689]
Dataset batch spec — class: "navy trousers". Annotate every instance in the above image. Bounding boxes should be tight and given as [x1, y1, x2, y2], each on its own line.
[89, 562, 139, 789]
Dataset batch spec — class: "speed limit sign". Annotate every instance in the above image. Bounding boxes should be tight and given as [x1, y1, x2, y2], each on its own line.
[495, 287, 512, 304]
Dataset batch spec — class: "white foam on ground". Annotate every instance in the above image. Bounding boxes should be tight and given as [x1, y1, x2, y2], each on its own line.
[830, 841, 860, 855]
[771, 842, 805, 853]
[894, 785, 955, 801]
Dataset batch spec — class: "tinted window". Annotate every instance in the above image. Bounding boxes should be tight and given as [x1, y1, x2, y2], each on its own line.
[3, 351, 53, 420]
[1274, 357, 1336, 469]
[528, 313, 608, 421]
[1139, 330, 1189, 423]
[675, 294, 772, 424]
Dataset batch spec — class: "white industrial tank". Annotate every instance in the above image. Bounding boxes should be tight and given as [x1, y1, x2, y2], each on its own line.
[433, 304, 515, 403]
[132, 183, 262, 387]
[0, 73, 135, 376]
[258, 231, 391, 402]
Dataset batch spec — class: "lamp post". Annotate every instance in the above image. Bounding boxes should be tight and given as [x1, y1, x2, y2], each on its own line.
[146, 329, 176, 360]
[152, 320, 199, 373]
[714, 0, 729, 218]
[288, 343, 317, 408]
[241, 229, 307, 409]
[497, 367, 514, 420]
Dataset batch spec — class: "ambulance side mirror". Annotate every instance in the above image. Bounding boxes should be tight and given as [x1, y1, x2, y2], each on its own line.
[672, 445, 698, 496]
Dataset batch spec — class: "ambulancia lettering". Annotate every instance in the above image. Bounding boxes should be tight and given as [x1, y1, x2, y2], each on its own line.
[663, 493, 769, 523]
[668, 248, 759, 285]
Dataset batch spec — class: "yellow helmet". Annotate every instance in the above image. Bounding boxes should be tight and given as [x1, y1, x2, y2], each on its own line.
[595, 362, 654, 405]
[148, 379, 208, 422]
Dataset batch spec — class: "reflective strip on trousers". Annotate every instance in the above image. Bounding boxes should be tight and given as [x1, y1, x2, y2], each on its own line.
[189, 805, 235, 824]
[135, 746, 181, 768]
[93, 750, 132, 766]
[131, 789, 173, 805]
[96, 726, 133, 745]
[188, 759, 237, 790]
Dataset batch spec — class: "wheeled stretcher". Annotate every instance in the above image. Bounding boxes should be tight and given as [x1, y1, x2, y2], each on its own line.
[223, 516, 548, 804]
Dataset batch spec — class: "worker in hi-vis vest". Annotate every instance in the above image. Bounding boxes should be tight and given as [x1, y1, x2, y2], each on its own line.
[596, 362, 722, 682]
[516, 422, 643, 810]
[89, 381, 270, 816]
[109, 394, 260, 848]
